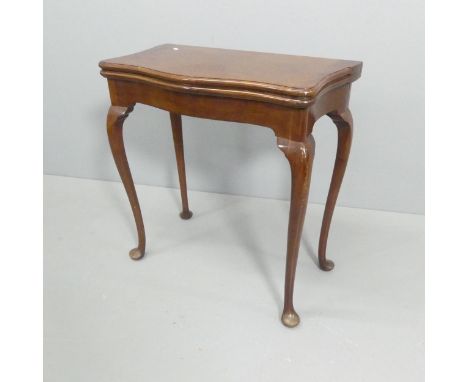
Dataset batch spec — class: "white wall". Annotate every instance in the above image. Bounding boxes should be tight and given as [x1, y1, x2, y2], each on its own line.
[44, 0, 424, 214]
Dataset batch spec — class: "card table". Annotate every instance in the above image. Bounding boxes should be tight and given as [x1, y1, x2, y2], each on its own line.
[99, 44, 362, 327]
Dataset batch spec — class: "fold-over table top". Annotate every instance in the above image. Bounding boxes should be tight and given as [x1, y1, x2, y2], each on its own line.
[99, 44, 362, 107]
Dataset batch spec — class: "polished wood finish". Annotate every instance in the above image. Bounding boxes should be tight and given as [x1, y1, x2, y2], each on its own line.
[100, 44, 362, 327]
[277, 136, 315, 327]
[319, 109, 353, 271]
[100, 44, 361, 108]
[169, 112, 193, 219]
[106, 105, 145, 260]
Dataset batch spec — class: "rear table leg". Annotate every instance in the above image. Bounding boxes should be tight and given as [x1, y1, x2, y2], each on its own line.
[170, 112, 193, 220]
[318, 108, 353, 271]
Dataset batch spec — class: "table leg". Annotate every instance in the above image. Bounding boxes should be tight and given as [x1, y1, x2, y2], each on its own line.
[107, 105, 146, 260]
[170, 113, 193, 220]
[277, 135, 315, 327]
[318, 108, 353, 271]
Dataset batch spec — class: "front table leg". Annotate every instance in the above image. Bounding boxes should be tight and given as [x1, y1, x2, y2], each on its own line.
[277, 136, 315, 327]
[318, 108, 353, 271]
[107, 105, 146, 260]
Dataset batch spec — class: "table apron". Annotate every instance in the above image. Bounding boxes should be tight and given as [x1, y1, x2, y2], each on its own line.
[107, 79, 351, 141]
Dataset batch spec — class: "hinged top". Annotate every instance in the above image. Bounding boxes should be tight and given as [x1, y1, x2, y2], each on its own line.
[99, 44, 362, 108]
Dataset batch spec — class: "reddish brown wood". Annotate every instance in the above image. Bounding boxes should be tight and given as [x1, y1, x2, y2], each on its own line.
[106, 78, 312, 141]
[100, 44, 362, 327]
[318, 108, 353, 271]
[169, 112, 193, 219]
[277, 136, 315, 327]
[106, 105, 145, 260]
[100, 44, 362, 108]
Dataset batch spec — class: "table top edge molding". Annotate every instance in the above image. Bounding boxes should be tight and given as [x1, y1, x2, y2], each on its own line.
[99, 44, 362, 108]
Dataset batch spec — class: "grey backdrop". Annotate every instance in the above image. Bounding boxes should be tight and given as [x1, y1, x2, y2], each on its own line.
[44, 0, 424, 214]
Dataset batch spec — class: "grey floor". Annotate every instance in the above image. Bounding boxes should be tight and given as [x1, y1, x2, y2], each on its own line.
[44, 175, 424, 382]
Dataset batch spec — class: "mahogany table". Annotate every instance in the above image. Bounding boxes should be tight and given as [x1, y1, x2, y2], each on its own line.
[99, 44, 362, 327]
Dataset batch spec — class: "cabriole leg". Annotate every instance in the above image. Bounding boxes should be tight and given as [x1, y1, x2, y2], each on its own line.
[318, 108, 353, 271]
[107, 105, 146, 260]
[170, 112, 193, 220]
[277, 136, 315, 327]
